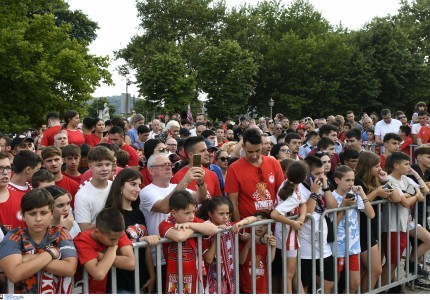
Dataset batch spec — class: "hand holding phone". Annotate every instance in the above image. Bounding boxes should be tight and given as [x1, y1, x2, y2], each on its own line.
[345, 192, 355, 199]
[383, 183, 393, 191]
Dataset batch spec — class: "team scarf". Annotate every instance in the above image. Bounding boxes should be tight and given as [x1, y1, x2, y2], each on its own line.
[204, 222, 236, 294]
[12, 226, 73, 294]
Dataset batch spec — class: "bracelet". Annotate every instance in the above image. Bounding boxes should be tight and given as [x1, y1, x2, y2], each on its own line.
[362, 198, 369, 204]
[310, 192, 318, 200]
[322, 187, 330, 192]
[246, 218, 250, 225]
[45, 247, 61, 260]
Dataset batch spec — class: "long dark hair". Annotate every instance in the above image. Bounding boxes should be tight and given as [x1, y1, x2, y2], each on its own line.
[197, 196, 233, 221]
[278, 161, 308, 200]
[63, 110, 79, 128]
[105, 168, 142, 214]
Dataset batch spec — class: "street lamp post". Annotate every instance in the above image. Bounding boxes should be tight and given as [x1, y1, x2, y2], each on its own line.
[269, 98, 274, 119]
[125, 79, 131, 117]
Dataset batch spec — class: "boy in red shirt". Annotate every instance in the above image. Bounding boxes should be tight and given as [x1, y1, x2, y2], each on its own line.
[74, 207, 135, 294]
[158, 190, 218, 294]
[62, 144, 82, 184]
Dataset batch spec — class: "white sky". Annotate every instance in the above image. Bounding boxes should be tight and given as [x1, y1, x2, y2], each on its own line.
[66, 0, 402, 98]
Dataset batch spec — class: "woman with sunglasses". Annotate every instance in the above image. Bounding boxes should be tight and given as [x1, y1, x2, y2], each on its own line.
[140, 139, 168, 188]
[215, 150, 229, 184]
[270, 143, 291, 161]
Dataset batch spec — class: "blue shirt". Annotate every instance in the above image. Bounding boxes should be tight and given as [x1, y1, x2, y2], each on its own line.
[209, 164, 224, 194]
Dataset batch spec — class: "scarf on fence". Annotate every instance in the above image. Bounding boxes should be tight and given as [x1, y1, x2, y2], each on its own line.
[205, 222, 236, 294]
[13, 226, 72, 294]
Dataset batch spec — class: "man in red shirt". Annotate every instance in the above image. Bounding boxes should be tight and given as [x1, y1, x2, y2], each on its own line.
[224, 128, 284, 221]
[38, 112, 62, 151]
[171, 136, 222, 199]
[41, 146, 79, 208]
[108, 126, 140, 169]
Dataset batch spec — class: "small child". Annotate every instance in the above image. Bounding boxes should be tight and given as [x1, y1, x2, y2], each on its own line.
[202, 196, 257, 294]
[0, 188, 78, 294]
[45, 185, 81, 239]
[158, 190, 218, 294]
[31, 169, 55, 188]
[74, 207, 135, 294]
[381, 152, 424, 288]
[239, 212, 276, 294]
[332, 165, 375, 293]
[271, 161, 308, 294]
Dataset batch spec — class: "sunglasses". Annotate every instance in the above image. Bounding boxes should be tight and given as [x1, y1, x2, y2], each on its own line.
[398, 116, 406, 119]
[218, 157, 229, 162]
[157, 147, 169, 153]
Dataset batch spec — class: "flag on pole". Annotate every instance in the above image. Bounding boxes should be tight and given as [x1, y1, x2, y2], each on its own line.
[187, 104, 194, 124]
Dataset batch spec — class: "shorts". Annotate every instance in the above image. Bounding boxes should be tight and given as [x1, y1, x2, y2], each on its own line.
[301, 256, 335, 288]
[272, 248, 298, 276]
[381, 232, 407, 265]
[336, 254, 359, 272]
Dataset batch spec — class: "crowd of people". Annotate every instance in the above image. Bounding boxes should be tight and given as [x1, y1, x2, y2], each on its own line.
[0, 102, 430, 294]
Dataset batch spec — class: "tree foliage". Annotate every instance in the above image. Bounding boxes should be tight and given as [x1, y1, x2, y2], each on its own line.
[118, 0, 430, 120]
[0, 0, 111, 133]
[86, 97, 116, 119]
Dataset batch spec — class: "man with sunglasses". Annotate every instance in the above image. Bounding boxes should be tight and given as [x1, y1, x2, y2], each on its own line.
[108, 126, 140, 169]
[225, 128, 284, 221]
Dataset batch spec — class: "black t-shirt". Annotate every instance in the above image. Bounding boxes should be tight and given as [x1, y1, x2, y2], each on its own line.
[115, 208, 150, 292]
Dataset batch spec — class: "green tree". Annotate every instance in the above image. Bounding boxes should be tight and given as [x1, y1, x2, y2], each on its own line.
[0, 0, 111, 133]
[197, 40, 258, 119]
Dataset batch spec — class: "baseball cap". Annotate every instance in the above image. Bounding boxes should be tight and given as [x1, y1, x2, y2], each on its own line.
[11, 136, 34, 149]
[179, 128, 191, 136]
[204, 139, 218, 151]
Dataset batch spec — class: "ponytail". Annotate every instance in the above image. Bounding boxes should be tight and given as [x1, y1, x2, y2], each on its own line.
[278, 180, 296, 200]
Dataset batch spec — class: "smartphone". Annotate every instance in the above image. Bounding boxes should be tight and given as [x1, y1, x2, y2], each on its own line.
[346, 192, 355, 199]
[383, 183, 393, 190]
[103, 131, 108, 137]
[193, 154, 201, 167]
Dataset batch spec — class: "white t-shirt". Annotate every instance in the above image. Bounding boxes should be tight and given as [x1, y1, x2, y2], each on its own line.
[411, 123, 422, 135]
[139, 183, 176, 265]
[298, 184, 332, 259]
[382, 175, 419, 232]
[374, 119, 402, 140]
[74, 181, 112, 225]
[274, 184, 306, 251]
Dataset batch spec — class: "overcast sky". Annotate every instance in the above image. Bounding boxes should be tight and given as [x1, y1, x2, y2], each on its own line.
[66, 0, 402, 98]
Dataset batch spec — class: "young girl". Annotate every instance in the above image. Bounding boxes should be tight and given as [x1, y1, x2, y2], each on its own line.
[202, 196, 257, 294]
[105, 168, 160, 293]
[45, 185, 81, 239]
[271, 161, 307, 294]
[354, 152, 400, 292]
[239, 212, 276, 294]
[332, 165, 375, 293]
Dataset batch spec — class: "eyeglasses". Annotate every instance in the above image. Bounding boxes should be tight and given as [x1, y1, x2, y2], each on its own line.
[150, 163, 173, 169]
[279, 148, 292, 154]
[166, 144, 177, 147]
[217, 157, 229, 162]
[157, 148, 169, 153]
[0, 166, 12, 173]
[398, 116, 406, 119]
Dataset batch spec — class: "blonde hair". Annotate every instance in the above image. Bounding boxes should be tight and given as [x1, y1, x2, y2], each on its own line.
[221, 141, 238, 155]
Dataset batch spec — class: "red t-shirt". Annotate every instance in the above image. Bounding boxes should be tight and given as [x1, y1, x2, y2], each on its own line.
[80, 167, 123, 185]
[400, 136, 412, 157]
[40, 125, 62, 146]
[66, 129, 85, 146]
[418, 126, 430, 144]
[159, 217, 206, 294]
[140, 167, 152, 188]
[239, 242, 269, 294]
[0, 185, 31, 230]
[85, 134, 102, 147]
[74, 230, 131, 294]
[171, 166, 221, 199]
[62, 172, 82, 185]
[224, 156, 284, 219]
[121, 144, 140, 167]
[56, 175, 80, 208]
[380, 154, 386, 170]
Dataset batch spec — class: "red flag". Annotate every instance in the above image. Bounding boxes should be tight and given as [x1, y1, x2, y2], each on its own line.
[187, 104, 194, 124]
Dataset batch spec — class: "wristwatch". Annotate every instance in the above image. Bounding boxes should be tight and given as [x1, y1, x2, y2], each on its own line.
[45, 247, 61, 260]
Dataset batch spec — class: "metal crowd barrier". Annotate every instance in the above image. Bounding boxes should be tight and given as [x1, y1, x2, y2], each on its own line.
[361, 143, 418, 164]
[3, 196, 429, 294]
